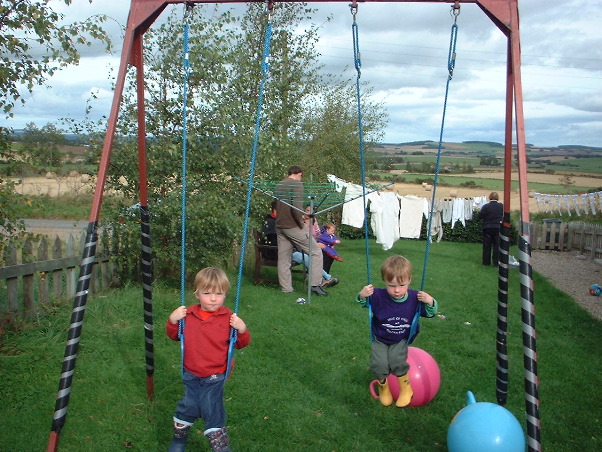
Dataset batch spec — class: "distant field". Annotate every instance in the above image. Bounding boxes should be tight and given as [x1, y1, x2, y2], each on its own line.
[392, 155, 482, 165]
[539, 157, 602, 174]
[372, 170, 601, 195]
[373, 141, 602, 175]
[388, 156, 602, 175]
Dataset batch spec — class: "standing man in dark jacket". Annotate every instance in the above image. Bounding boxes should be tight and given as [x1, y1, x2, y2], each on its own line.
[478, 191, 504, 266]
[274, 166, 327, 296]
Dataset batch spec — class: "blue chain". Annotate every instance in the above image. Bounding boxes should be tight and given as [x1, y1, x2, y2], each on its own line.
[178, 14, 192, 372]
[351, 5, 374, 342]
[410, 15, 459, 345]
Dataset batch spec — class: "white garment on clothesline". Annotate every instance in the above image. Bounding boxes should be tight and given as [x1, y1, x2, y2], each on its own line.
[370, 192, 400, 250]
[399, 195, 426, 239]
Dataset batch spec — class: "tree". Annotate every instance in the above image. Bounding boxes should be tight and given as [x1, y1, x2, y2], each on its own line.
[558, 173, 575, 192]
[21, 122, 66, 167]
[0, 178, 31, 253]
[76, 4, 387, 279]
[298, 81, 387, 182]
[0, 0, 112, 118]
[0, 0, 112, 242]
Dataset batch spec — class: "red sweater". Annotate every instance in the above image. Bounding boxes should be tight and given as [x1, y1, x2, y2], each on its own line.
[166, 304, 251, 378]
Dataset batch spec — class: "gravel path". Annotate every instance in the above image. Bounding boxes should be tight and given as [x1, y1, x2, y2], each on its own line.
[531, 250, 602, 320]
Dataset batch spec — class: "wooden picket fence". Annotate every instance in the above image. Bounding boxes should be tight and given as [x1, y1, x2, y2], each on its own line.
[1, 220, 600, 323]
[0, 231, 115, 323]
[529, 220, 602, 260]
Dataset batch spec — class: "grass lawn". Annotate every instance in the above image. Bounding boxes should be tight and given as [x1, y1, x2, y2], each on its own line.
[1, 240, 600, 451]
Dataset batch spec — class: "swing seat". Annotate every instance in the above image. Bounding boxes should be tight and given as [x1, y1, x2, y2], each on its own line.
[252, 230, 305, 286]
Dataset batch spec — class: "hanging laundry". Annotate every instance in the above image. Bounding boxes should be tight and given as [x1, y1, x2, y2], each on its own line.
[370, 192, 401, 250]
[451, 197, 466, 229]
[572, 195, 581, 216]
[473, 195, 488, 210]
[589, 193, 597, 215]
[581, 194, 589, 215]
[533, 193, 541, 211]
[464, 197, 475, 221]
[554, 195, 563, 215]
[398, 195, 427, 239]
[341, 184, 367, 228]
[563, 196, 571, 217]
[442, 198, 453, 224]
[424, 198, 444, 242]
[327, 174, 346, 193]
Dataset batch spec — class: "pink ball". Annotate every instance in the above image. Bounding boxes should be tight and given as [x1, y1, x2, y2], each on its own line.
[369, 347, 441, 407]
[406, 346, 441, 406]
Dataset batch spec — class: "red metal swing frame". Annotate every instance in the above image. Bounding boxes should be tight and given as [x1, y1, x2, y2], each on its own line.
[50, 2, 540, 451]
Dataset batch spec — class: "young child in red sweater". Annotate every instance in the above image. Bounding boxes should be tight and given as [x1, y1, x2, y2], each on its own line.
[166, 267, 251, 452]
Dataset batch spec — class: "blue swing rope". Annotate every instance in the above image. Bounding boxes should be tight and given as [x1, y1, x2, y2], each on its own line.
[178, 5, 193, 372]
[408, 5, 460, 344]
[225, 3, 274, 378]
[351, 3, 373, 342]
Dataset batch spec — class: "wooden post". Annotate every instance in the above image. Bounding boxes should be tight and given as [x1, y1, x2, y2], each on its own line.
[39, 238, 49, 305]
[4, 244, 18, 314]
[23, 239, 34, 315]
[66, 235, 77, 298]
[52, 237, 63, 299]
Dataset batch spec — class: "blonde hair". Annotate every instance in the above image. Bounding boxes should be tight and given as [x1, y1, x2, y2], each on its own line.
[381, 255, 412, 284]
[193, 267, 230, 294]
[324, 222, 336, 232]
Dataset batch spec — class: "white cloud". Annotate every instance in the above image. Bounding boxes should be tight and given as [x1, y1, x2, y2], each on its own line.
[3, 0, 600, 147]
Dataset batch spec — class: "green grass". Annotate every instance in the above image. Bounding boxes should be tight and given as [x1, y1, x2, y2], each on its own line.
[392, 155, 482, 166]
[371, 172, 593, 194]
[12, 193, 126, 220]
[1, 240, 601, 451]
[543, 157, 602, 175]
[390, 156, 602, 177]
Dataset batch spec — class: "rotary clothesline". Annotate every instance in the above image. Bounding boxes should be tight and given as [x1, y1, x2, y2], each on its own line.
[533, 191, 601, 216]
[238, 177, 393, 216]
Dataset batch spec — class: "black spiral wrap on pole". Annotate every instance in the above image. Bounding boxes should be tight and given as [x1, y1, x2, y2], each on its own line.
[50, 222, 98, 435]
[140, 205, 154, 395]
[496, 212, 511, 405]
[518, 230, 541, 452]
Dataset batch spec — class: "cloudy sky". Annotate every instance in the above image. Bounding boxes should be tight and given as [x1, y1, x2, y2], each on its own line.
[5, 0, 601, 147]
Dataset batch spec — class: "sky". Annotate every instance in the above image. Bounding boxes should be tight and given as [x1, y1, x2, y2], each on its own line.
[4, 0, 601, 148]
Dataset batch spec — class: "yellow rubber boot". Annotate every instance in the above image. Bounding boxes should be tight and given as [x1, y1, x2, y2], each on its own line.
[395, 374, 414, 407]
[378, 380, 393, 406]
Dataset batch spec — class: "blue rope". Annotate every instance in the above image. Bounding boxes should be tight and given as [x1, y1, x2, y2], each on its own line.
[178, 18, 192, 372]
[351, 5, 373, 342]
[409, 19, 459, 345]
[226, 12, 273, 378]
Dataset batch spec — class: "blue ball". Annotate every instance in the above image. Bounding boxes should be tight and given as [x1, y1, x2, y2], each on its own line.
[448, 392, 525, 452]
[590, 284, 602, 296]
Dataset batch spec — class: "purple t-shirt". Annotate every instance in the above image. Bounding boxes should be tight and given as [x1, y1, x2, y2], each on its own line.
[370, 288, 429, 345]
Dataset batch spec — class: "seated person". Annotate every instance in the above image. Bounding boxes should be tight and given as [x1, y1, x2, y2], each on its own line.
[260, 201, 278, 260]
[292, 248, 339, 288]
[317, 222, 343, 262]
[302, 207, 339, 272]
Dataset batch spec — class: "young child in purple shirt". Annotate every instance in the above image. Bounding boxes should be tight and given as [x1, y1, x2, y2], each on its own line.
[317, 222, 343, 262]
[357, 255, 438, 407]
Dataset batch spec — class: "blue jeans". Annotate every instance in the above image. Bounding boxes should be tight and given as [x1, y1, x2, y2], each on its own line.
[292, 251, 331, 280]
[173, 370, 226, 430]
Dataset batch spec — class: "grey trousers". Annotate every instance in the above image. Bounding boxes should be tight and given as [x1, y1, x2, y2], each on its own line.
[370, 338, 410, 381]
[276, 226, 324, 291]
